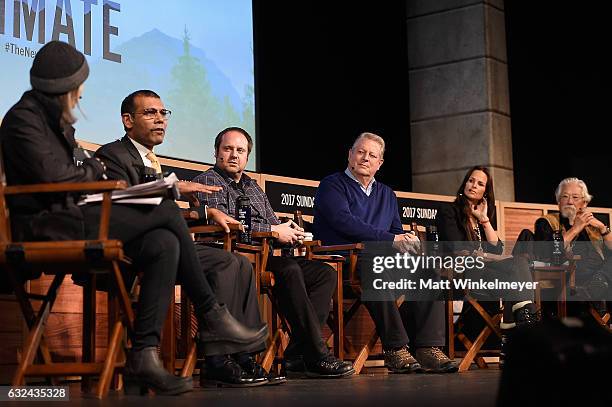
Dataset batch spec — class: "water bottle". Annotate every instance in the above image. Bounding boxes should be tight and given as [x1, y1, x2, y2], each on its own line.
[235, 195, 252, 244]
[552, 228, 563, 265]
[294, 210, 304, 229]
[426, 225, 440, 256]
[294, 210, 307, 256]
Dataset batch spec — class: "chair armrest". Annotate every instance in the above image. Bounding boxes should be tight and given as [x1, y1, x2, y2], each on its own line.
[235, 243, 266, 253]
[531, 265, 568, 272]
[3, 180, 127, 195]
[190, 223, 242, 235]
[311, 243, 364, 253]
[252, 231, 280, 239]
[311, 254, 346, 262]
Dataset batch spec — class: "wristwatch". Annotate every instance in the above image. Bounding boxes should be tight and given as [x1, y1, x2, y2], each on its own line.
[601, 226, 611, 237]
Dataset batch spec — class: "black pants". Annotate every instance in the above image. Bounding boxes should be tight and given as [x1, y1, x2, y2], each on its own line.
[464, 256, 535, 324]
[84, 199, 217, 349]
[195, 244, 265, 355]
[267, 256, 336, 361]
[356, 257, 445, 350]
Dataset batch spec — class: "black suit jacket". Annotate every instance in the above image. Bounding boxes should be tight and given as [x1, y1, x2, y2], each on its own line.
[95, 135, 150, 187]
[96, 136, 197, 215]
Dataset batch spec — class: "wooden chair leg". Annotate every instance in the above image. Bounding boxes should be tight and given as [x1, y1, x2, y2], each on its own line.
[468, 299, 502, 338]
[456, 333, 488, 369]
[446, 299, 455, 359]
[94, 320, 123, 399]
[178, 292, 197, 378]
[82, 275, 97, 392]
[457, 314, 502, 372]
[352, 328, 378, 375]
[112, 261, 134, 330]
[589, 307, 611, 328]
[458, 327, 491, 372]
[107, 289, 123, 391]
[12, 274, 65, 386]
[8, 268, 55, 368]
[332, 263, 344, 360]
[180, 343, 197, 378]
[260, 329, 282, 372]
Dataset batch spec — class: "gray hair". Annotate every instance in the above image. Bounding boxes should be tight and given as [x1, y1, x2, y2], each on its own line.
[351, 132, 385, 158]
[555, 177, 593, 204]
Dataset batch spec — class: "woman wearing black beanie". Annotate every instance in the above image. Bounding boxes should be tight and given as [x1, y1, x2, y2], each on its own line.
[0, 41, 267, 396]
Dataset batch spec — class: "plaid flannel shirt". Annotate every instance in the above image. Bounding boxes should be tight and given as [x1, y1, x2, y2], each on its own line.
[192, 167, 280, 232]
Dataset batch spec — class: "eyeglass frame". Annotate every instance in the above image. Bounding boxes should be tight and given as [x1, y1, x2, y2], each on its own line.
[559, 194, 584, 202]
[128, 108, 172, 120]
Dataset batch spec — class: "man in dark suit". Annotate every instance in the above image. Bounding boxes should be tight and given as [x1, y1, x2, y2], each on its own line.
[95, 90, 281, 387]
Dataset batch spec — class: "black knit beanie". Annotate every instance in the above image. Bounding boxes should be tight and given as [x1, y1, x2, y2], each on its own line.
[30, 41, 89, 94]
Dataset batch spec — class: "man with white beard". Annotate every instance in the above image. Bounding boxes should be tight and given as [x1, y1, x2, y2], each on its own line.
[534, 177, 612, 300]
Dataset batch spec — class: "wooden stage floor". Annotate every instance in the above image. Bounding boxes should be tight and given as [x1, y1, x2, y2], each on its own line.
[4, 367, 502, 407]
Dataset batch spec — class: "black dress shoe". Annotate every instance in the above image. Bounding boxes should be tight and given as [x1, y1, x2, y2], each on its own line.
[284, 355, 305, 373]
[198, 304, 268, 355]
[304, 354, 355, 378]
[124, 347, 193, 396]
[240, 357, 287, 386]
[201, 358, 268, 388]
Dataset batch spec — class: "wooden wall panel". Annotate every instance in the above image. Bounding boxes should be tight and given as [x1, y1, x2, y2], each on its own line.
[0, 295, 26, 381]
[344, 305, 382, 355]
[29, 276, 108, 314]
[502, 207, 545, 254]
[0, 295, 24, 331]
[43, 313, 109, 351]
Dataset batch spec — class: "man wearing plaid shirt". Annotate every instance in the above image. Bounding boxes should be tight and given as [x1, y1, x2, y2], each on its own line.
[193, 127, 354, 378]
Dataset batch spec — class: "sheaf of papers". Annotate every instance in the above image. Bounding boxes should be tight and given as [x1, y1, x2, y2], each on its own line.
[78, 173, 179, 206]
[113, 197, 164, 205]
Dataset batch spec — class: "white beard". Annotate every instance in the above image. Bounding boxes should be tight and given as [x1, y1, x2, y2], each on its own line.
[560, 205, 577, 224]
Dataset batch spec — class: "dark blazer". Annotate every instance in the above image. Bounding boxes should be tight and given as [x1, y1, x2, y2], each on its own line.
[437, 203, 503, 255]
[0, 90, 105, 240]
[95, 135, 149, 187]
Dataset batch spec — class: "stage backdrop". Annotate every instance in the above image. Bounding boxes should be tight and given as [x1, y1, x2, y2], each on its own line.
[0, 0, 257, 170]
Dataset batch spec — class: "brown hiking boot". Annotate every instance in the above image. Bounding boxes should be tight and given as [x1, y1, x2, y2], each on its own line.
[415, 347, 458, 373]
[383, 346, 423, 373]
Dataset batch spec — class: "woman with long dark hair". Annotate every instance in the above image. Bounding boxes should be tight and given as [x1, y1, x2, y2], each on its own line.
[437, 166, 539, 365]
[0, 41, 266, 395]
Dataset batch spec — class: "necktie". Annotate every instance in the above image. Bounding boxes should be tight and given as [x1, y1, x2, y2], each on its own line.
[145, 151, 162, 174]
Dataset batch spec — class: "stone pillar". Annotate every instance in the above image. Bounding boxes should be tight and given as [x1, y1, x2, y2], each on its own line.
[407, 0, 514, 201]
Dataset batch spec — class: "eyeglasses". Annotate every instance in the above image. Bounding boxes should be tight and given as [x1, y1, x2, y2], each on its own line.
[559, 194, 583, 202]
[132, 108, 172, 120]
